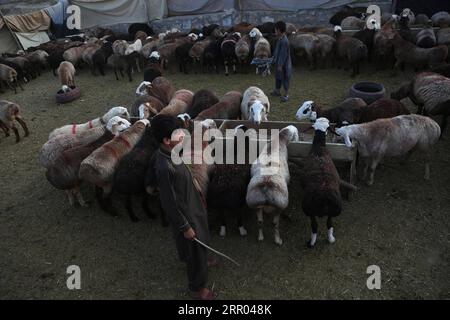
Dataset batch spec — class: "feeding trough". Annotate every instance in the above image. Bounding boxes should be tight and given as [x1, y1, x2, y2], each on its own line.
[214, 119, 358, 198]
[348, 82, 385, 104]
[55, 86, 81, 104]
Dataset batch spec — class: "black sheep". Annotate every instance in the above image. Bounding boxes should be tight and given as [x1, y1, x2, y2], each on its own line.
[175, 42, 195, 74]
[207, 125, 251, 237]
[202, 38, 223, 73]
[202, 24, 220, 36]
[291, 119, 342, 248]
[113, 127, 159, 222]
[221, 32, 240, 76]
[256, 22, 275, 35]
[186, 89, 219, 118]
[329, 5, 367, 26]
[128, 23, 154, 37]
[353, 28, 376, 61]
[143, 54, 162, 82]
[92, 41, 113, 76]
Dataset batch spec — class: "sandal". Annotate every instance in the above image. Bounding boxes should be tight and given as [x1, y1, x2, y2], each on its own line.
[190, 287, 218, 300]
[281, 95, 289, 102]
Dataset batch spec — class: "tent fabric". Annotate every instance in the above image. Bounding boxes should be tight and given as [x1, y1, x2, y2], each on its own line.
[167, 0, 234, 17]
[0, 10, 51, 32]
[45, 0, 70, 25]
[238, 0, 364, 11]
[15, 31, 51, 50]
[70, 0, 167, 29]
[0, 28, 20, 53]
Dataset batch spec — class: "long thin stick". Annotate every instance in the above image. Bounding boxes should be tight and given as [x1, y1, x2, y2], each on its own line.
[194, 238, 240, 267]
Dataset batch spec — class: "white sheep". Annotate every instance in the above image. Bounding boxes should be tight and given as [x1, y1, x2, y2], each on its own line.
[246, 125, 300, 245]
[336, 114, 441, 185]
[48, 106, 130, 139]
[241, 86, 270, 125]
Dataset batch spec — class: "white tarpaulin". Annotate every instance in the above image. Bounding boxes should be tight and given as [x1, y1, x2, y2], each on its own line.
[15, 31, 50, 50]
[70, 0, 167, 29]
[239, 0, 365, 11]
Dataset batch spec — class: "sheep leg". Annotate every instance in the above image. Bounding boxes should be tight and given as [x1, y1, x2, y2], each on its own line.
[361, 156, 370, 180]
[439, 110, 449, 138]
[225, 63, 229, 76]
[125, 194, 140, 222]
[11, 124, 20, 143]
[0, 120, 9, 137]
[66, 190, 75, 206]
[257, 208, 264, 242]
[7, 81, 17, 94]
[327, 216, 336, 244]
[307, 216, 318, 248]
[367, 156, 382, 186]
[74, 187, 89, 207]
[237, 207, 247, 237]
[15, 116, 29, 137]
[114, 68, 119, 81]
[141, 193, 156, 219]
[273, 213, 282, 246]
[219, 208, 227, 237]
[95, 186, 118, 217]
[233, 63, 236, 74]
[15, 78, 24, 91]
[424, 151, 431, 180]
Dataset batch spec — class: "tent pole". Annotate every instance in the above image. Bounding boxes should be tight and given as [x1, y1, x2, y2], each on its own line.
[0, 8, 25, 51]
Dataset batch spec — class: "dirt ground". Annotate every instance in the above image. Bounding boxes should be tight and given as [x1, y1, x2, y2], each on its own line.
[0, 63, 449, 300]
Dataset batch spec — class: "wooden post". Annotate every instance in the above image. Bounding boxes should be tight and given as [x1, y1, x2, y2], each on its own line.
[0, 8, 25, 51]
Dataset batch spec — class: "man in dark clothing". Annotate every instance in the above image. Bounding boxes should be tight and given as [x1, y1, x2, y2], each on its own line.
[271, 21, 293, 103]
[149, 114, 217, 300]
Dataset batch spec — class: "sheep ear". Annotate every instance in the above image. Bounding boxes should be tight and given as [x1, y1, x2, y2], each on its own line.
[265, 103, 270, 114]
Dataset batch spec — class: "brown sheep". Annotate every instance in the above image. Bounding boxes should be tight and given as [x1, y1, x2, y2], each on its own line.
[146, 76, 175, 105]
[0, 100, 29, 143]
[57, 61, 76, 87]
[195, 91, 243, 121]
[0, 64, 23, 94]
[159, 89, 194, 117]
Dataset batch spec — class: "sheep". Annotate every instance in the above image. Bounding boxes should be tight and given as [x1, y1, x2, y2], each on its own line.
[45, 116, 131, 207]
[255, 22, 275, 35]
[436, 28, 450, 46]
[241, 86, 270, 125]
[296, 98, 367, 126]
[112, 40, 129, 56]
[112, 125, 159, 222]
[143, 51, 162, 82]
[25, 50, 49, 75]
[107, 53, 134, 82]
[431, 11, 450, 28]
[229, 22, 255, 35]
[220, 32, 241, 76]
[146, 76, 175, 105]
[353, 19, 380, 61]
[187, 89, 219, 119]
[195, 91, 243, 121]
[189, 29, 224, 71]
[207, 125, 252, 237]
[134, 31, 148, 42]
[399, 8, 415, 27]
[416, 22, 437, 48]
[48, 106, 130, 139]
[392, 33, 448, 72]
[249, 27, 271, 61]
[92, 41, 113, 76]
[373, 15, 397, 68]
[81, 43, 101, 74]
[391, 72, 450, 135]
[290, 118, 343, 248]
[350, 98, 411, 124]
[79, 119, 150, 215]
[159, 89, 194, 117]
[124, 39, 143, 72]
[130, 95, 165, 119]
[246, 125, 300, 245]
[336, 115, 441, 185]
[315, 34, 336, 68]
[57, 61, 76, 87]
[0, 58, 27, 84]
[289, 33, 320, 69]
[5, 56, 35, 80]
[63, 45, 88, 67]
[202, 38, 223, 73]
[0, 100, 29, 143]
[235, 34, 252, 72]
[333, 26, 368, 77]
[0, 64, 23, 94]
[341, 16, 366, 30]
[175, 41, 196, 74]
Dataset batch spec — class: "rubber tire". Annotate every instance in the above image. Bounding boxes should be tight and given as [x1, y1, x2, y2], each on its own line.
[56, 86, 81, 104]
[348, 82, 386, 104]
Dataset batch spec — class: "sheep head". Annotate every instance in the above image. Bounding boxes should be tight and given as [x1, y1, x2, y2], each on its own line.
[136, 81, 151, 96]
[296, 100, 318, 121]
[333, 25, 343, 34]
[139, 102, 158, 119]
[280, 125, 300, 143]
[335, 126, 353, 147]
[312, 117, 330, 134]
[249, 100, 268, 125]
[177, 113, 192, 129]
[62, 85, 70, 93]
[103, 106, 130, 123]
[249, 28, 262, 39]
[149, 50, 161, 60]
[106, 116, 131, 136]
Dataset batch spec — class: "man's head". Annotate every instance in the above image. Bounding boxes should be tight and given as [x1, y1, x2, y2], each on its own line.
[151, 114, 185, 149]
[275, 21, 286, 37]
